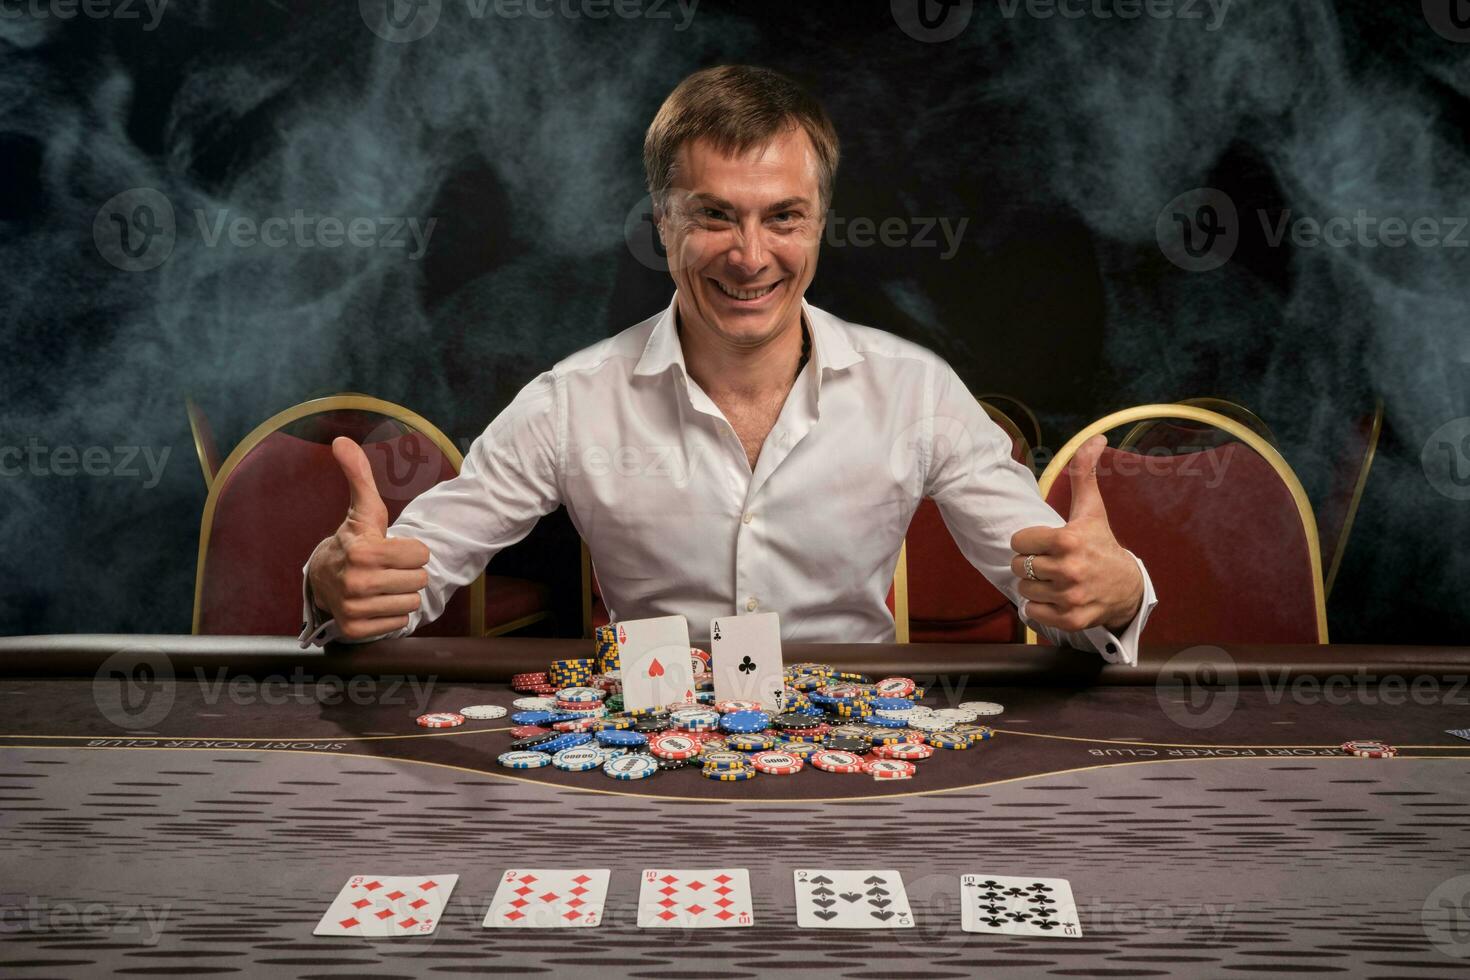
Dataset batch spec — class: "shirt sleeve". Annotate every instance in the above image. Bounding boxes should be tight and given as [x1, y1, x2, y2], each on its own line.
[298, 371, 564, 648]
[921, 360, 1156, 665]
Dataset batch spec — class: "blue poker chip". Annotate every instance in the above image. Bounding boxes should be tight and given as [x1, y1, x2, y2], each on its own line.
[552, 746, 605, 771]
[795, 705, 826, 718]
[510, 710, 555, 725]
[719, 710, 771, 734]
[544, 712, 584, 724]
[870, 697, 915, 711]
[597, 729, 648, 748]
[497, 750, 553, 769]
[538, 732, 594, 754]
[866, 714, 909, 729]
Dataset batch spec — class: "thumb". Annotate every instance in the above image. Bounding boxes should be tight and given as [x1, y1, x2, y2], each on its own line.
[1066, 434, 1109, 524]
[332, 436, 388, 536]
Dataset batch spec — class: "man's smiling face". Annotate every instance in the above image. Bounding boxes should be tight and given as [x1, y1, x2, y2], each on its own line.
[657, 125, 824, 351]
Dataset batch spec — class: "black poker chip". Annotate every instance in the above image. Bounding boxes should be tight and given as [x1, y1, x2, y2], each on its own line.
[772, 712, 820, 729]
[655, 756, 690, 770]
[822, 736, 871, 753]
[632, 718, 672, 734]
[510, 732, 560, 750]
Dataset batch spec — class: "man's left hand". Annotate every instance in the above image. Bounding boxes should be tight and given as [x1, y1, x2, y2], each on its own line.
[1009, 435, 1144, 633]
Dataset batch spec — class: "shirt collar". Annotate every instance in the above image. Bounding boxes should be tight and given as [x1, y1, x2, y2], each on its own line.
[632, 290, 866, 379]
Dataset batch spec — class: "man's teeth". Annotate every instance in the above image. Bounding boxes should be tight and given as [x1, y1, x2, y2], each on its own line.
[713, 279, 779, 301]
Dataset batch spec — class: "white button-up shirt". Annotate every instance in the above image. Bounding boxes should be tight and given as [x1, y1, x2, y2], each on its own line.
[303, 292, 1156, 662]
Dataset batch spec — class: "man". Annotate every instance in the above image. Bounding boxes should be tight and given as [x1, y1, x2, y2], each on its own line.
[302, 65, 1155, 661]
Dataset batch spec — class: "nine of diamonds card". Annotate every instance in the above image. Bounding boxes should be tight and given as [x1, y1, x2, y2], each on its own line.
[960, 873, 1083, 938]
[313, 874, 459, 937]
[483, 869, 611, 928]
[637, 868, 754, 928]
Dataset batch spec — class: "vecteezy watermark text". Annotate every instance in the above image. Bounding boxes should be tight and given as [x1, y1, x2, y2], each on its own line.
[0, 440, 170, 489]
[0, 0, 169, 30]
[0, 896, 170, 945]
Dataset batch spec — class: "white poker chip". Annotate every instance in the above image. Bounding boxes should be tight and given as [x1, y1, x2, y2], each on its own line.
[931, 708, 979, 723]
[552, 746, 604, 771]
[459, 704, 507, 720]
[959, 701, 1005, 716]
[907, 715, 955, 733]
[512, 696, 557, 711]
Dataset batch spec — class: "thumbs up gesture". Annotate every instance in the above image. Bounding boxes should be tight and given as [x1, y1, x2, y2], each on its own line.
[1009, 435, 1144, 633]
[306, 437, 431, 640]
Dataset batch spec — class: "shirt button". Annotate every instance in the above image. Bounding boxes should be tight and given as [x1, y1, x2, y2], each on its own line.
[746, 597, 758, 611]
[742, 512, 753, 524]
[1105, 642, 1118, 654]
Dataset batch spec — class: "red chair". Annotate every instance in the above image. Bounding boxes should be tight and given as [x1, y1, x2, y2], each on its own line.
[1032, 404, 1328, 645]
[1317, 399, 1383, 597]
[902, 401, 1036, 643]
[193, 395, 548, 638]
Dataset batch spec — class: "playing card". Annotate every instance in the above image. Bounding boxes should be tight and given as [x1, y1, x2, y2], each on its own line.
[960, 873, 1083, 938]
[1446, 728, 1470, 742]
[710, 612, 785, 710]
[483, 869, 610, 928]
[637, 868, 753, 928]
[313, 874, 459, 938]
[618, 615, 696, 712]
[793, 869, 913, 929]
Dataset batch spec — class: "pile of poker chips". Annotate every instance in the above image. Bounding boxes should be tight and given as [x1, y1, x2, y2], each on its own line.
[594, 625, 621, 675]
[1340, 739, 1397, 758]
[494, 658, 1003, 783]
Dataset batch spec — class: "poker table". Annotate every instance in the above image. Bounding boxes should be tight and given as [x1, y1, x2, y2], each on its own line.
[2, 634, 1468, 978]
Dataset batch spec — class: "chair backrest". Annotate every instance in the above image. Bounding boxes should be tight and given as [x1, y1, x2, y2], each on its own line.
[193, 396, 482, 636]
[1318, 399, 1384, 596]
[1119, 396, 1278, 455]
[902, 401, 1034, 643]
[1035, 404, 1327, 645]
[185, 396, 222, 490]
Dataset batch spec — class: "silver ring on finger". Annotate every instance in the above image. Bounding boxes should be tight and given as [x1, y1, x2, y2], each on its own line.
[1024, 554, 1039, 581]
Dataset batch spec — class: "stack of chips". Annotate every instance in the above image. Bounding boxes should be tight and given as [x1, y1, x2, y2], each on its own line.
[548, 657, 596, 690]
[594, 625, 621, 675]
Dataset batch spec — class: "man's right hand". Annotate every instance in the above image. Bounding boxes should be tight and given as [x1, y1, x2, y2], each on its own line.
[306, 437, 430, 640]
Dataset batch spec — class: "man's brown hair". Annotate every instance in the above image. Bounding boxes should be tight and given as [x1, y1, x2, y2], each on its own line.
[643, 65, 840, 213]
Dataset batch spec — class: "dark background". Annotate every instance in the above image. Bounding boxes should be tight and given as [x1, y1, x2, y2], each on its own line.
[2, 0, 1467, 642]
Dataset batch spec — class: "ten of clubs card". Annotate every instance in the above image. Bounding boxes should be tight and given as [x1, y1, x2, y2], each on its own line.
[710, 611, 785, 710]
[637, 868, 754, 928]
[960, 873, 1083, 937]
[793, 869, 914, 928]
[313, 874, 459, 938]
[483, 869, 611, 928]
[618, 615, 696, 712]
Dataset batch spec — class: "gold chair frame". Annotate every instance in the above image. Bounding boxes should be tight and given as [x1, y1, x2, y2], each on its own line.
[1027, 403, 1329, 645]
[192, 394, 492, 637]
[1119, 396, 1279, 452]
[185, 396, 222, 491]
[1325, 398, 1383, 597]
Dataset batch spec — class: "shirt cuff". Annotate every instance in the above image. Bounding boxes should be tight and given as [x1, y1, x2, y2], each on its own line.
[298, 541, 342, 649]
[1081, 552, 1156, 667]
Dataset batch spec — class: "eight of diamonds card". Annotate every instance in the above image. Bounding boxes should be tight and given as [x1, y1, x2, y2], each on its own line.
[960, 874, 1083, 938]
[637, 868, 753, 928]
[793, 869, 913, 929]
[313, 874, 459, 938]
[483, 869, 611, 928]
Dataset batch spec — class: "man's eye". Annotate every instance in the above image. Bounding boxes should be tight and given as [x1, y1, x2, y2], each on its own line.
[699, 208, 730, 221]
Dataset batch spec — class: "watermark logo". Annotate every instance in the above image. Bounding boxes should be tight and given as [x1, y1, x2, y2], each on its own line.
[0, 440, 171, 489]
[891, 0, 973, 42]
[0, 0, 170, 30]
[361, 424, 444, 503]
[994, 0, 1231, 30]
[1422, 417, 1470, 502]
[1423, 0, 1470, 43]
[1156, 645, 1239, 730]
[360, 0, 442, 41]
[1156, 187, 1238, 273]
[93, 187, 175, 272]
[93, 646, 175, 729]
[1422, 874, 1470, 958]
[624, 193, 700, 274]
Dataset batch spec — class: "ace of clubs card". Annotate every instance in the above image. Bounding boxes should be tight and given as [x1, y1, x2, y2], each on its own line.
[710, 612, 785, 710]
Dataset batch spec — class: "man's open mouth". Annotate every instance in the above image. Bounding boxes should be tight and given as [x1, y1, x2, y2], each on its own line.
[711, 278, 781, 301]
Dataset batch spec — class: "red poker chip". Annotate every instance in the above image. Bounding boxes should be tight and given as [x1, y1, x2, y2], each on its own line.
[510, 725, 552, 738]
[867, 759, 917, 779]
[527, 684, 558, 696]
[873, 741, 934, 761]
[715, 699, 762, 714]
[648, 733, 702, 760]
[750, 750, 803, 775]
[416, 711, 465, 729]
[874, 676, 917, 697]
[552, 718, 599, 733]
[811, 750, 866, 773]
